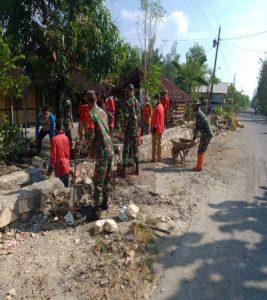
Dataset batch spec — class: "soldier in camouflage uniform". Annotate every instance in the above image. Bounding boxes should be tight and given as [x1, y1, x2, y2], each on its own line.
[192, 101, 214, 171]
[122, 84, 141, 177]
[60, 94, 73, 149]
[86, 90, 114, 215]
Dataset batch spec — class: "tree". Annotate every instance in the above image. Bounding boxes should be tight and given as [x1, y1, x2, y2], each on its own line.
[113, 44, 142, 83]
[255, 58, 267, 114]
[161, 42, 180, 81]
[186, 44, 207, 65]
[0, 34, 28, 98]
[137, 0, 166, 92]
[226, 84, 249, 112]
[0, 0, 124, 109]
[141, 64, 161, 100]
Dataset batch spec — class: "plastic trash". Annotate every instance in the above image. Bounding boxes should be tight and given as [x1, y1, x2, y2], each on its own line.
[64, 212, 74, 225]
[118, 206, 130, 222]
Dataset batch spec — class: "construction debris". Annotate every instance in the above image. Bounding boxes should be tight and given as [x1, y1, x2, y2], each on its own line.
[64, 212, 74, 225]
[126, 203, 140, 219]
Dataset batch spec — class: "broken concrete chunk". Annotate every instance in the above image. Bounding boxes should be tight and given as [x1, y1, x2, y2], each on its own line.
[0, 170, 30, 190]
[103, 219, 119, 233]
[95, 219, 118, 233]
[126, 204, 140, 219]
[95, 220, 106, 233]
[0, 208, 17, 228]
[0, 177, 65, 228]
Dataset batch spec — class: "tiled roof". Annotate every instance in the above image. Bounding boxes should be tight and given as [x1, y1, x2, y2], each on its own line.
[160, 77, 189, 103]
[112, 68, 189, 103]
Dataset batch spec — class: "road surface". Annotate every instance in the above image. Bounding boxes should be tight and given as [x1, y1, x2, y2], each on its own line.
[153, 112, 267, 300]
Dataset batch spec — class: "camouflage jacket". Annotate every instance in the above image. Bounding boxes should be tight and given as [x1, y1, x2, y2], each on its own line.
[60, 98, 73, 124]
[193, 109, 214, 140]
[88, 105, 114, 160]
[124, 96, 141, 137]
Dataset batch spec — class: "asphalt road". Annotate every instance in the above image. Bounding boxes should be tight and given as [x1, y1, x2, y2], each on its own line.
[152, 111, 267, 300]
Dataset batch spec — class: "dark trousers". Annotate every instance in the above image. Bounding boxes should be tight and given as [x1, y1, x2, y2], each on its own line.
[58, 174, 69, 187]
[109, 127, 114, 138]
[37, 129, 50, 153]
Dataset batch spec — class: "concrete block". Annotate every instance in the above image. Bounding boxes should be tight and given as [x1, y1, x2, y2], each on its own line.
[0, 177, 65, 228]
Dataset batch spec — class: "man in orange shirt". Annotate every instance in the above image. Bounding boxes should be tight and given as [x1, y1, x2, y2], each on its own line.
[142, 96, 153, 135]
[47, 119, 70, 187]
[161, 89, 170, 123]
[151, 94, 165, 163]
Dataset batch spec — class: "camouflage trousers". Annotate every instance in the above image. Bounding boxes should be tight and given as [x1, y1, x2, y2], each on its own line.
[198, 135, 212, 153]
[122, 134, 139, 165]
[93, 156, 113, 206]
[63, 121, 72, 148]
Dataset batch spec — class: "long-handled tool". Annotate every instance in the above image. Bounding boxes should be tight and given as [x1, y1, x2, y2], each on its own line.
[72, 137, 78, 210]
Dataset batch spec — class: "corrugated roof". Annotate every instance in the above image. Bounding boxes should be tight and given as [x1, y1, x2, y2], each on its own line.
[198, 82, 229, 94]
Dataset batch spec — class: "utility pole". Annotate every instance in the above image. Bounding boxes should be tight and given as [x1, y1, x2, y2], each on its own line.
[233, 73, 236, 87]
[209, 26, 221, 113]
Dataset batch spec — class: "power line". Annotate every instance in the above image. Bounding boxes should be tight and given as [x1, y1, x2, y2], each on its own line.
[125, 37, 212, 42]
[189, 0, 215, 37]
[192, 0, 216, 36]
[222, 40, 266, 54]
[222, 30, 267, 41]
[222, 43, 258, 76]
[219, 45, 233, 79]
[208, 0, 220, 25]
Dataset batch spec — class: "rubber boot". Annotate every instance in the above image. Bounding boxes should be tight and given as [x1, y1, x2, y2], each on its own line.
[101, 197, 109, 211]
[193, 153, 204, 171]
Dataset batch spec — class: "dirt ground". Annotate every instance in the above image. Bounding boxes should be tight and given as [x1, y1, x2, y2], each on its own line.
[0, 130, 235, 300]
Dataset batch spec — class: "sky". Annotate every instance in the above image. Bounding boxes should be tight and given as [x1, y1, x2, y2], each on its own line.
[105, 0, 267, 99]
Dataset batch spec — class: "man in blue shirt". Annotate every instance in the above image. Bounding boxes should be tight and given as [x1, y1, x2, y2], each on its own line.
[35, 106, 55, 153]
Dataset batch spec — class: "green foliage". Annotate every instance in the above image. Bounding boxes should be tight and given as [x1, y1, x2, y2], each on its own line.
[161, 42, 180, 81]
[0, 116, 28, 162]
[0, 1, 123, 100]
[141, 64, 161, 99]
[112, 44, 142, 83]
[226, 84, 249, 112]
[214, 106, 223, 117]
[173, 44, 208, 95]
[0, 34, 29, 98]
[254, 59, 267, 114]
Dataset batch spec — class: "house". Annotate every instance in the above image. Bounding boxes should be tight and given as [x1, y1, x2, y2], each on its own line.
[198, 82, 229, 110]
[0, 88, 41, 125]
[111, 68, 189, 118]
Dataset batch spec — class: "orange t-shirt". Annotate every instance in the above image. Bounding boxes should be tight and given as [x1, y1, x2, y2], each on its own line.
[142, 104, 153, 125]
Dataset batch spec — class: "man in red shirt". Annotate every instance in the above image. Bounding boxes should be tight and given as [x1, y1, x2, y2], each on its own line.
[47, 119, 70, 187]
[161, 89, 170, 123]
[105, 88, 115, 138]
[151, 94, 165, 163]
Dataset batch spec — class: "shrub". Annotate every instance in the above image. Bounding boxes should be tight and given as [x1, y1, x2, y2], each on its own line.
[0, 116, 29, 162]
